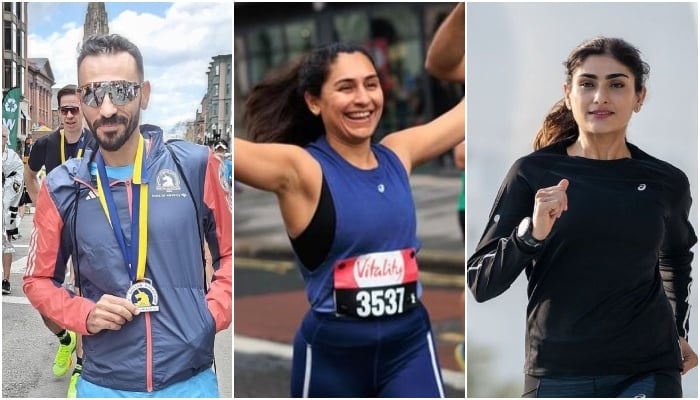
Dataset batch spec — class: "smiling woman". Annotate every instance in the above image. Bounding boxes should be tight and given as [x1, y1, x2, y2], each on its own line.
[467, 36, 698, 398]
[234, 40, 464, 397]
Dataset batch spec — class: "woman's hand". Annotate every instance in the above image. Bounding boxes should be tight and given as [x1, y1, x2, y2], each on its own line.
[680, 336, 698, 375]
[532, 179, 569, 240]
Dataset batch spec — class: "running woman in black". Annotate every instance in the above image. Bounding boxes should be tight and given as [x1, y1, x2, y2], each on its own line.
[467, 37, 698, 397]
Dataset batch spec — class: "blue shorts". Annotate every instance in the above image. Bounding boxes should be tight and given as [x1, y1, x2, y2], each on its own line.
[76, 367, 219, 398]
[522, 369, 682, 398]
[290, 302, 444, 397]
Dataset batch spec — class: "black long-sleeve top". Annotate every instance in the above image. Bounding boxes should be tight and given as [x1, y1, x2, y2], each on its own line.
[467, 136, 696, 376]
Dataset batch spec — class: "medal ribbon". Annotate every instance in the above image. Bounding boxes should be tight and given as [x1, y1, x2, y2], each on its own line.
[60, 129, 86, 162]
[95, 135, 149, 282]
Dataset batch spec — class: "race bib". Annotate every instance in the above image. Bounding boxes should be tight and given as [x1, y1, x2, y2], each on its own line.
[333, 248, 419, 318]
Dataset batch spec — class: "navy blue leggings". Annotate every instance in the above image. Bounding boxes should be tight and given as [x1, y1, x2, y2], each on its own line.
[523, 369, 682, 398]
[290, 303, 445, 397]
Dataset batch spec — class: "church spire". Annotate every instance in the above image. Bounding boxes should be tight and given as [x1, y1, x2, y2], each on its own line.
[83, 2, 109, 43]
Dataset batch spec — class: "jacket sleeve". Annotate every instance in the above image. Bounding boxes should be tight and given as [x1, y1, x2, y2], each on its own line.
[203, 151, 232, 332]
[658, 171, 697, 340]
[467, 158, 542, 302]
[22, 183, 96, 335]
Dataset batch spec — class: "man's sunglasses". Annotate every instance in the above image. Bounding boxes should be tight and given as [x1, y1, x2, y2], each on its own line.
[60, 106, 80, 116]
[78, 81, 143, 108]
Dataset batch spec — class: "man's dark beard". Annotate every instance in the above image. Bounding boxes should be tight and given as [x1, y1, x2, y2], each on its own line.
[89, 111, 140, 152]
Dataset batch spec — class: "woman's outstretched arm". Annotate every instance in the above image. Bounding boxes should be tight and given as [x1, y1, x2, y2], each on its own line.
[233, 137, 322, 238]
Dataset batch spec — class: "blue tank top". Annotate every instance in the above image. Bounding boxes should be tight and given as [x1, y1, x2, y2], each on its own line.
[301, 135, 423, 314]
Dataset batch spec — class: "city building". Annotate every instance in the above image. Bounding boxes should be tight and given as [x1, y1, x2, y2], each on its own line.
[26, 58, 55, 133]
[3, 2, 29, 150]
[234, 2, 463, 147]
[193, 94, 209, 145]
[203, 54, 232, 147]
[50, 87, 60, 129]
[3, 2, 112, 151]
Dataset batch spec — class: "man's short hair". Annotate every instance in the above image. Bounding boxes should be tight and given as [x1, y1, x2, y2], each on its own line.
[57, 84, 78, 107]
[78, 34, 145, 81]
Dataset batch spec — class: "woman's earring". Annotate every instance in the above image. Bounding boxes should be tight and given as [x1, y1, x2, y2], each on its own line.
[634, 103, 642, 113]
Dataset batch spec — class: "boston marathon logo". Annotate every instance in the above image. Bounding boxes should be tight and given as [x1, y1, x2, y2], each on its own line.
[155, 169, 181, 192]
[126, 280, 160, 312]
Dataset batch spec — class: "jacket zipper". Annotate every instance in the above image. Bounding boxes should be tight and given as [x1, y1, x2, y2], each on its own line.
[146, 312, 154, 391]
[127, 179, 153, 391]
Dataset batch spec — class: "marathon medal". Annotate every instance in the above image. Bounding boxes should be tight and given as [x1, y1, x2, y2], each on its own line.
[126, 279, 160, 312]
[96, 134, 158, 311]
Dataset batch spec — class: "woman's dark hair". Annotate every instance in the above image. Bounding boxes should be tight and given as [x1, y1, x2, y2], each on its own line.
[243, 43, 376, 146]
[533, 37, 650, 150]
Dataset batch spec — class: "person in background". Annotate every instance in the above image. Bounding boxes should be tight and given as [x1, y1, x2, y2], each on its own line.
[424, 1, 465, 373]
[453, 140, 465, 371]
[23, 84, 95, 397]
[214, 140, 232, 192]
[2, 124, 24, 295]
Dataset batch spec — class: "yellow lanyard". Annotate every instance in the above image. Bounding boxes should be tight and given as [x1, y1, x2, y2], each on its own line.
[60, 129, 85, 163]
[95, 135, 149, 281]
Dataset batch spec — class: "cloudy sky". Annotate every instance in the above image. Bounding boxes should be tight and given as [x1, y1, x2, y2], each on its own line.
[27, 2, 232, 135]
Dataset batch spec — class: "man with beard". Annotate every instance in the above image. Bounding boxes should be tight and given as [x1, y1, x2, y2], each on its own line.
[24, 84, 96, 397]
[23, 34, 232, 397]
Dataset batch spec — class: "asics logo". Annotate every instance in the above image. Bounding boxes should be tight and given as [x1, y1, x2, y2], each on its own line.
[637, 184, 646, 191]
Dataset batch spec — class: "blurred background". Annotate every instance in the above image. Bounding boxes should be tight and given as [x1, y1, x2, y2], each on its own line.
[466, 2, 698, 398]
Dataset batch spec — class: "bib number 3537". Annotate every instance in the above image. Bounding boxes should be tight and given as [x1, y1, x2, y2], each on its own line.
[333, 248, 419, 318]
[353, 284, 417, 317]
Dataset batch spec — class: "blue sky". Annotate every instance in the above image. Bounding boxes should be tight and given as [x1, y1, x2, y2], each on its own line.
[29, 3, 172, 37]
[27, 2, 232, 135]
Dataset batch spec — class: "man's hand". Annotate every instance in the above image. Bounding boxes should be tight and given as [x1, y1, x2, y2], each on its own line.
[86, 294, 140, 334]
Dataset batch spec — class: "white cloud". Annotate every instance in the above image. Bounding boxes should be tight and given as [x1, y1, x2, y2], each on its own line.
[27, 2, 232, 133]
[27, 3, 62, 26]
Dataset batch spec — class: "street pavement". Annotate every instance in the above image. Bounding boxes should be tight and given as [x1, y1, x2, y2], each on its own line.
[1, 211, 232, 398]
[233, 171, 466, 397]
